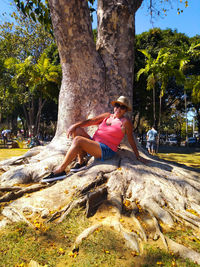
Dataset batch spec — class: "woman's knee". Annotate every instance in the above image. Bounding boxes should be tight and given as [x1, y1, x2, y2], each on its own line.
[72, 136, 84, 146]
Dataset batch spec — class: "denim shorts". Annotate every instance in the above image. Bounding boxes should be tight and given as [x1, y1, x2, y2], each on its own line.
[146, 140, 156, 150]
[98, 142, 116, 161]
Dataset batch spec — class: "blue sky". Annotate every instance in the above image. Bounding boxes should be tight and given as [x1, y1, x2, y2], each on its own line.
[0, 0, 199, 37]
[90, 0, 200, 37]
[135, 0, 200, 37]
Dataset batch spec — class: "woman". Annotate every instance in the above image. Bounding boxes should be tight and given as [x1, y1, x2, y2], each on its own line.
[44, 96, 146, 180]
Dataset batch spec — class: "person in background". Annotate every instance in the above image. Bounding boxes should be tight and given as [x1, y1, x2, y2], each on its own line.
[146, 125, 158, 155]
[1, 129, 8, 145]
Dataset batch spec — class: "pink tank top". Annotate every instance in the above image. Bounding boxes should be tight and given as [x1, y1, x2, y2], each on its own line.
[93, 115, 125, 151]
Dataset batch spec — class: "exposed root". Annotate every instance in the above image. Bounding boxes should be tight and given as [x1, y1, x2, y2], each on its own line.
[73, 223, 102, 251]
[131, 212, 147, 242]
[166, 236, 200, 265]
[57, 196, 87, 223]
[173, 210, 200, 228]
[78, 171, 108, 195]
[122, 231, 140, 252]
[143, 200, 174, 227]
[2, 206, 33, 227]
[51, 186, 108, 223]
[100, 214, 141, 253]
[0, 136, 71, 186]
[0, 183, 52, 203]
[0, 143, 200, 265]
[148, 210, 168, 250]
[0, 186, 23, 192]
[190, 202, 200, 215]
[72, 215, 141, 254]
[48, 172, 109, 222]
[85, 186, 107, 217]
[168, 210, 199, 231]
[48, 196, 87, 223]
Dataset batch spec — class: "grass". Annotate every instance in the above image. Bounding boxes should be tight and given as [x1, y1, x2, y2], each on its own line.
[157, 152, 200, 169]
[157, 146, 200, 169]
[0, 148, 29, 161]
[0, 148, 200, 266]
[0, 208, 199, 267]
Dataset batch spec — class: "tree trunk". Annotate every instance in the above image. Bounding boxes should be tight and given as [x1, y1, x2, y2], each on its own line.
[48, 0, 143, 137]
[96, 0, 137, 107]
[22, 105, 29, 134]
[156, 94, 162, 153]
[153, 87, 156, 126]
[48, 0, 106, 139]
[194, 104, 200, 135]
[1, 1, 200, 264]
[35, 97, 46, 136]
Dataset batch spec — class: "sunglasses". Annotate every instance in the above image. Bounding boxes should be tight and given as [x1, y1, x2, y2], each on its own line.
[114, 103, 127, 110]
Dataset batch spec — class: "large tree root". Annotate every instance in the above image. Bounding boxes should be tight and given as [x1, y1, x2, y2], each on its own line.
[0, 141, 200, 264]
[0, 183, 52, 203]
[0, 135, 71, 186]
[166, 237, 200, 265]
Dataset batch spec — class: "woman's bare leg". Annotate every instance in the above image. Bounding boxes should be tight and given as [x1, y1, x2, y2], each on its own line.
[53, 135, 102, 174]
[72, 127, 91, 164]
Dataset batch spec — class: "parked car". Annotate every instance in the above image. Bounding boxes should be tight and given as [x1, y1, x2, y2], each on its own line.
[166, 138, 178, 146]
[185, 137, 197, 147]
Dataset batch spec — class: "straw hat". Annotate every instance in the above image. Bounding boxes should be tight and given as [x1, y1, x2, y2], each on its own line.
[111, 96, 132, 111]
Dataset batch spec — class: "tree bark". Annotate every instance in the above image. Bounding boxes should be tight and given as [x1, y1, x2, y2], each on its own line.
[48, 0, 143, 138]
[97, 0, 140, 108]
[48, 0, 106, 138]
[35, 97, 46, 135]
[1, 1, 200, 264]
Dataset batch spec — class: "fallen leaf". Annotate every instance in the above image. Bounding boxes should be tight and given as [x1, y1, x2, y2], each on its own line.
[58, 248, 65, 255]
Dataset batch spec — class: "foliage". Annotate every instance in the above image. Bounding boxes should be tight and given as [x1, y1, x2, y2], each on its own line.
[134, 29, 200, 134]
[137, 46, 185, 129]
[4, 52, 61, 135]
[13, 0, 96, 35]
[0, 10, 60, 134]
[32, 53, 61, 101]
[14, 0, 52, 34]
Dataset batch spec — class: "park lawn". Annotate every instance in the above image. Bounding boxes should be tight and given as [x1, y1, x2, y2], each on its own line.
[0, 149, 199, 266]
[0, 148, 29, 161]
[157, 152, 200, 169]
[0, 208, 199, 267]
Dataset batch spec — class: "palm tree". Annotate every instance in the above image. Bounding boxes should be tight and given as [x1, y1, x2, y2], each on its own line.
[180, 42, 200, 139]
[5, 54, 61, 135]
[32, 53, 61, 135]
[137, 47, 185, 151]
[137, 49, 157, 126]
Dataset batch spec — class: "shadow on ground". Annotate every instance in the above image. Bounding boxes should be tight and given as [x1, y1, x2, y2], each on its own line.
[158, 145, 200, 154]
[155, 145, 200, 173]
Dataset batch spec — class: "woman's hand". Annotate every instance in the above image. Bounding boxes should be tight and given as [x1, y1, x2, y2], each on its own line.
[66, 124, 77, 138]
[137, 156, 148, 164]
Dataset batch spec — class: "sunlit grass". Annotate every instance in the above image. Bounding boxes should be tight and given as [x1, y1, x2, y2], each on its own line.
[0, 149, 29, 161]
[0, 149, 199, 266]
[0, 208, 199, 267]
[157, 152, 200, 169]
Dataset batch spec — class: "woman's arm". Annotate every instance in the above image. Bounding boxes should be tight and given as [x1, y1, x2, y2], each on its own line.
[124, 119, 147, 163]
[67, 112, 110, 138]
